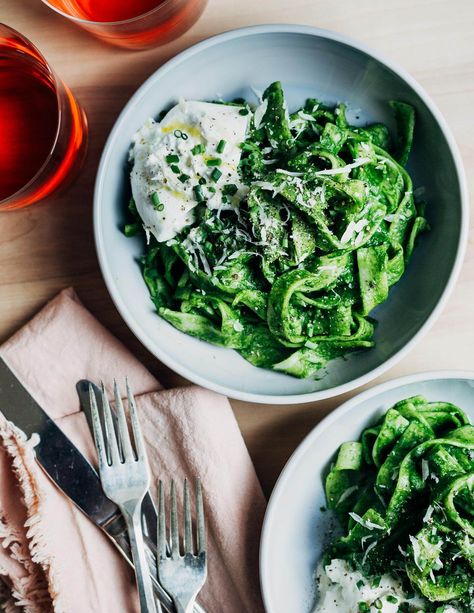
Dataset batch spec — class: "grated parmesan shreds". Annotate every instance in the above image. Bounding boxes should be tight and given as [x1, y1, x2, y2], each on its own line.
[298, 110, 317, 122]
[253, 99, 268, 129]
[275, 169, 305, 177]
[349, 512, 384, 531]
[423, 505, 434, 523]
[361, 540, 378, 566]
[340, 218, 369, 245]
[409, 535, 423, 572]
[315, 157, 371, 176]
[421, 459, 430, 481]
[336, 485, 359, 506]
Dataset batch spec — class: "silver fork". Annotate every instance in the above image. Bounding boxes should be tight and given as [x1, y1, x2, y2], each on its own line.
[158, 480, 207, 613]
[89, 381, 159, 613]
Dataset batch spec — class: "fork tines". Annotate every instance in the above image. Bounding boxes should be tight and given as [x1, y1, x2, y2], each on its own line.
[158, 479, 206, 558]
[89, 380, 147, 467]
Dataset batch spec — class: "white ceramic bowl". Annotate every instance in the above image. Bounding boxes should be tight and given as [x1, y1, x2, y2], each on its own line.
[94, 25, 468, 404]
[260, 371, 474, 612]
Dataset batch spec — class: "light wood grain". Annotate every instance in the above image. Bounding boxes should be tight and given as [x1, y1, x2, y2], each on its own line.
[1, 0, 473, 496]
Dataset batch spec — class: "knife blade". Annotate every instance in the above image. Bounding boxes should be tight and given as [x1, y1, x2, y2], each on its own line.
[0, 357, 118, 527]
[76, 380, 158, 544]
[0, 357, 179, 611]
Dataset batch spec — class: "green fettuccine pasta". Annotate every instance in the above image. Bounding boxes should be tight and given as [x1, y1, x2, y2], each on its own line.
[127, 82, 428, 379]
[323, 397, 474, 611]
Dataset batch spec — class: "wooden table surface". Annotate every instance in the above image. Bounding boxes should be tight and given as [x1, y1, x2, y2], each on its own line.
[2, 0, 473, 497]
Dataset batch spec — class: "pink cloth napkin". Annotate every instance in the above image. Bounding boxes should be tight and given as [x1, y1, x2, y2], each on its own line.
[0, 288, 266, 613]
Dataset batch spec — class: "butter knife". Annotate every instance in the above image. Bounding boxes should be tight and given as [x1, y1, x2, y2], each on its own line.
[0, 356, 205, 613]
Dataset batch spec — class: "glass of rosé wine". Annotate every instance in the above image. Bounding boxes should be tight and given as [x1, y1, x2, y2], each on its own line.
[0, 24, 87, 210]
[40, 0, 207, 49]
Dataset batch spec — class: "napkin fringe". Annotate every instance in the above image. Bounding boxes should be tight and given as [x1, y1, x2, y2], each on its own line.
[0, 420, 56, 613]
[0, 501, 51, 612]
[0, 578, 22, 612]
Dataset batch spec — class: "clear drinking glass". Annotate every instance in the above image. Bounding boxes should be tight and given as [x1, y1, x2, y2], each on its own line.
[0, 24, 88, 211]
[41, 0, 208, 49]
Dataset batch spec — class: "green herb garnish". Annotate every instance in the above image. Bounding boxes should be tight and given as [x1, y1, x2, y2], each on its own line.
[210, 168, 222, 182]
[223, 183, 238, 196]
[150, 192, 161, 208]
[173, 129, 188, 140]
[191, 143, 205, 155]
[193, 185, 205, 202]
[124, 222, 141, 237]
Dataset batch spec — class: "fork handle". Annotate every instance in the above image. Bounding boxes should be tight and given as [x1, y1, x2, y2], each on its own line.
[174, 601, 195, 613]
[110, 528, 206, 613]
[123, 505, 161, 613]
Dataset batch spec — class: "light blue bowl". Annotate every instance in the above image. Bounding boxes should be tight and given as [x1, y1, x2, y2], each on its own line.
[94, 25, 468, 404]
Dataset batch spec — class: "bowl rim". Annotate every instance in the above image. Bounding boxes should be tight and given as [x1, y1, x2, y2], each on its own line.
[41, 0, 180, 28]
[94, 23, 469, 405]
[259, 369, 474, 610]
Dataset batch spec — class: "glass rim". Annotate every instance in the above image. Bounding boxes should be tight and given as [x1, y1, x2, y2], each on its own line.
[40, 0, 179, 28]
[0, 23, 64, 208]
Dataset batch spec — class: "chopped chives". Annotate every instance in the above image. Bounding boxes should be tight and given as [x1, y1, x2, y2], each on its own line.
[173, 129, 188, 140]
[165, 154, 179, 163]
[156, 202, 164, 211]
[206, 158, 222, 167]
[124, 222, 141, 237]
[170, 164, 180, 174]
[208, 186, 216, 193]
[151, 192, 161, 208]
[178, 173, 190, 183]
[223, 183, 238, 196]
[198, 177, 206, 185]
[191, 143, 204, 155]
[239, 108, 249, 116]
[371, 576, 382, 588]
[128, 197, 137, 214]
[210, 168, 222, 182]
[216, 139, 226, 153]
[193, 185, 205, 202]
